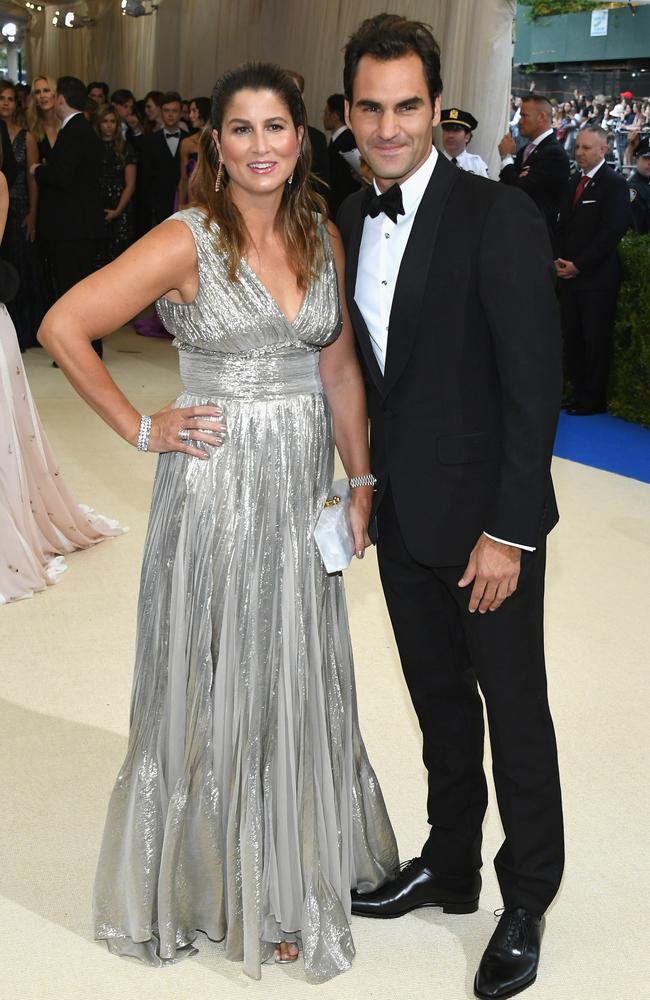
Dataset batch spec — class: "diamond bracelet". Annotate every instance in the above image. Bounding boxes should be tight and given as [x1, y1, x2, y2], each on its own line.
[349, 474, 377, 489]
[136, 414, 152, 452]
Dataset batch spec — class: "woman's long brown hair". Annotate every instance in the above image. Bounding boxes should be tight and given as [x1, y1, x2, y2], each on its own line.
[191, 62, 327, 291]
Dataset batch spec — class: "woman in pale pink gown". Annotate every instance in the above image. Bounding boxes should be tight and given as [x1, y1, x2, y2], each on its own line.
[0, 170, 124, 604]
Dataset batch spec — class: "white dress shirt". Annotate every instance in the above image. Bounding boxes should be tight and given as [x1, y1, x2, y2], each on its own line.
[354, 145, 533, 552]
[355, 145, 437, 374]
[442, 148, 489, 178]
[60, 111, 82, 130]
[501, 127, 554, 169]
[164, 129, 182, 157]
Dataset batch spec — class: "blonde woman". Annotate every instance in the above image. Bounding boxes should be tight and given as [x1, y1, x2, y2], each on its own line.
[27, 74, 59, 161]
[95, 103, 137, 263]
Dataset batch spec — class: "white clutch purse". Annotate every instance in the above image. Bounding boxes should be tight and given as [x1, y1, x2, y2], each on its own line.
[314, 478, 356, 574]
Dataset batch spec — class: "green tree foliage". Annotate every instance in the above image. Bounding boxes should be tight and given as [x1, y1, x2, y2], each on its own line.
[610, 234, 650, 427]
[520, 1, 629, 19]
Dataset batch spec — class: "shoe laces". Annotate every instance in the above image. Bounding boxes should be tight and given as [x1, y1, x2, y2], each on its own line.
[499, 908, 531, 952]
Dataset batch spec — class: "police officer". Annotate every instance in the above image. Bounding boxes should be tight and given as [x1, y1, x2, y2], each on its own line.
[439, 108, 489, 177]
[628, 134, 650, 234]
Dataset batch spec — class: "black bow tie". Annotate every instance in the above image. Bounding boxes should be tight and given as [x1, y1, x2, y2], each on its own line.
[362, 183, 405, 224]
[165, 131, 180, 139]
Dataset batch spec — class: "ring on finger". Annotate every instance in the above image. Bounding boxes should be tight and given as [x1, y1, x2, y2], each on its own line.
[178, 427, 191, 442]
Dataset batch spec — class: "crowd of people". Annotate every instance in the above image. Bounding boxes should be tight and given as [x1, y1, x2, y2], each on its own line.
[0, 69, 648, 382]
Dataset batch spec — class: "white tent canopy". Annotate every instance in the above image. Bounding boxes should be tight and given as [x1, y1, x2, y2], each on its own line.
[24, 0, 517, 175]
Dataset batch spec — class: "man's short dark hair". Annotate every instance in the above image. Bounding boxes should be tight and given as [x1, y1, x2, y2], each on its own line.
[110, 88, 135, 106]
[161, 91, 182, 108]
[343, 13, 442, 109]
[56, 76, 88, 112]
[521, 95, 553, 118]
[88, 81, 109, 99]
[326, 94, 345, 122]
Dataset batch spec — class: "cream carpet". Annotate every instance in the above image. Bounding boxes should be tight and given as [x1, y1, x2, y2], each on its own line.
[2, 327, 648, 1000]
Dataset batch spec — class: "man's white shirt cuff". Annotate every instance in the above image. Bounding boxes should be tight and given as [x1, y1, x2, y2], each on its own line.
[483, 532, 536, 552]
[500, 155, 514, 167]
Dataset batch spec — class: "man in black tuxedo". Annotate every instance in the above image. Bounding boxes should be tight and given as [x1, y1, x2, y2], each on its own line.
[323, 93, 360, 218]
[499, 95, 570, 240]
[555, 125, 631, 415]
[141, 91, 184, 227]
[31, 76, 104, 358]
[286, 70, 330, 197]
[337, 16, 564, 1000]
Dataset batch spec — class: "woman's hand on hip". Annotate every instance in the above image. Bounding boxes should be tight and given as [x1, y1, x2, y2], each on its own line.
[146, 402, 226, 458]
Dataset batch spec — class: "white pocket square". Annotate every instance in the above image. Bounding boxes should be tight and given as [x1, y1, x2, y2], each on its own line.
[582, 199, 597, 204]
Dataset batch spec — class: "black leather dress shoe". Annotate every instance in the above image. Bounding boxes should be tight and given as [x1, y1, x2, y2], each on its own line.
[351, 857, 480, 918]
[474, 907, 544, 999]
[565, 404, 605, 416]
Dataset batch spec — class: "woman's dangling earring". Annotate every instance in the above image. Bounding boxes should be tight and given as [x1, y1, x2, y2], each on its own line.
[214, 160, 223, 193]
[287, 170, 294, 185]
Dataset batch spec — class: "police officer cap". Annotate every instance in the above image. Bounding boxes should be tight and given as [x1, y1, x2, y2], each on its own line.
[633, 135, 650, 158]
[440, 108, 478, 132]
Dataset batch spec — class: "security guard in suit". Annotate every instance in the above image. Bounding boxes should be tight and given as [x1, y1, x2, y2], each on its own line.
[628, 134, 650, 234]
[439, 108, 489, 177]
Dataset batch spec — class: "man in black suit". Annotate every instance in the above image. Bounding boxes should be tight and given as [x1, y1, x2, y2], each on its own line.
[337, 15, 564, 1000]
[323, 93, 360, 218]
[31, 76, 104, 357]
[555, 125, 631, 415]
[499, 95, 570, 240]
[286, 70, 330, 196]
[141, 91, 184, 227]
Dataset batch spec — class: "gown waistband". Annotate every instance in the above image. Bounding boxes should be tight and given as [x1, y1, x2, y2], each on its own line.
[179, 344, 322, 399]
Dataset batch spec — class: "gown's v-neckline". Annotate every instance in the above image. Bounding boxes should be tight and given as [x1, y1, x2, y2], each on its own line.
[239, 257, 310, 329]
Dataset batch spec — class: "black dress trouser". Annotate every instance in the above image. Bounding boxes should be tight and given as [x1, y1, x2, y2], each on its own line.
[47, 238, 103, 359]
[376, 487, 564, 916]
[559, 283, 618, 410]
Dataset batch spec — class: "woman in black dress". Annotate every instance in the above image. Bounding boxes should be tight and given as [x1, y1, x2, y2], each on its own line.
[95, 104, 137, 265]
[26, 74, 59, 312]
[0, 80, 45, 350]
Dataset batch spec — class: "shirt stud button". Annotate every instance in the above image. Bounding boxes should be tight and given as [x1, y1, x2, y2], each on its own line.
[381, 280, 387, 286]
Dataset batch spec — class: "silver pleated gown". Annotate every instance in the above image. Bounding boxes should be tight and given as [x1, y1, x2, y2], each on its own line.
[93, 208, 399, 981]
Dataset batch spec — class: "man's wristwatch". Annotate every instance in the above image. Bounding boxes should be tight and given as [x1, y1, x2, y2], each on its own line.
[349, 474, 377, 489]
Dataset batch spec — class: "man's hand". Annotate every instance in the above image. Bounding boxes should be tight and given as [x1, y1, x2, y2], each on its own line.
[458, 535, 521, 613]
[498, 133, 516, 158]
[555, 257, 579, 279]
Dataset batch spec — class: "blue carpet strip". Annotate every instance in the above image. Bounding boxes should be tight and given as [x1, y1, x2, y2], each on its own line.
[553, 411, 650, 485]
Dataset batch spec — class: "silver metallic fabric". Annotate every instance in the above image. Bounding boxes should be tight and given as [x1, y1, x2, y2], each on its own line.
[93, 208, 399, 981]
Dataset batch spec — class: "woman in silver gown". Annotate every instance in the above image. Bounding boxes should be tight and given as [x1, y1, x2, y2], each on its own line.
[38, 63, 398, 981]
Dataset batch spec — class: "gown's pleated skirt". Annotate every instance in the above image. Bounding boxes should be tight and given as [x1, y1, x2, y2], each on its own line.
[93, 353, 399, 981]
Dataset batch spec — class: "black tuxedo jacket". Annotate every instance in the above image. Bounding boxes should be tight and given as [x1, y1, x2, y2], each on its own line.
[327, 127, 360, 219]
[338, 155, 562, 566]
[307, 125, 329, 194]
[142, 130, 181, 225]
[555, 163, 631, 290]
[499, 132, 570, 238]
[35, 113, 103, 242]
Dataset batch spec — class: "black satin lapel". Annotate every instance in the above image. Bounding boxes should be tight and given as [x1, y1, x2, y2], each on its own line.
[382, 156, 459, 398]
[345, 210, 384, 393]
